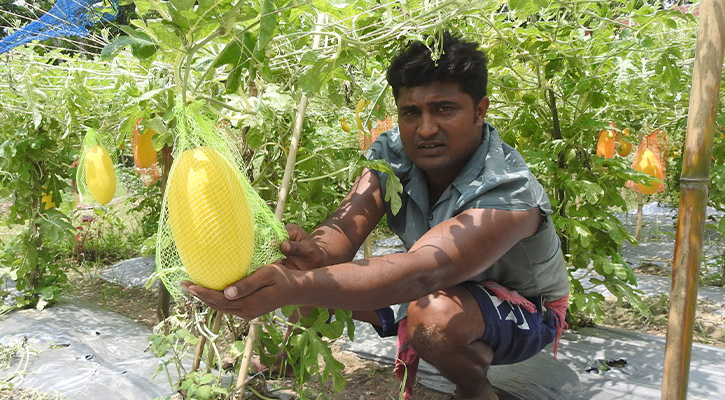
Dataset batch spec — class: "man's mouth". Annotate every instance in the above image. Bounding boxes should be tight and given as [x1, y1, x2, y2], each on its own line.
[418, 142, 443, 149]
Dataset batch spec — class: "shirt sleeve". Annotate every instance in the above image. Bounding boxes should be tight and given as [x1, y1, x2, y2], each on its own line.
[457, 131, 553, 216]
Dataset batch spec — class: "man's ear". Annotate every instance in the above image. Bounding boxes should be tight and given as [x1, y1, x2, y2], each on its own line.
[475, 96, 489, 126]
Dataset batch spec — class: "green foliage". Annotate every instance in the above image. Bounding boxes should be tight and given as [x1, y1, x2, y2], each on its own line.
[478, 1, 698, 323]
[0, 46, 150, 308]
[148, 304, 352, 399]
[0, 113, 76, 310]
[272, 307, 353, 395]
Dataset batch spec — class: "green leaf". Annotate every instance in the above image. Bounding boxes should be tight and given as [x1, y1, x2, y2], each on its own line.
[299, 61, 330, 96]
[101, 27, 158, 60]
[318, 319, 345, 339]
[134, 0, 154, 15]
[509, 0, 548, 13]
[385, 173, 403, 215]
[214, 31, 256, 68]
[256, 0, 277, 57]
[194, 385, 212, 400]
[199, 373, 216, 385]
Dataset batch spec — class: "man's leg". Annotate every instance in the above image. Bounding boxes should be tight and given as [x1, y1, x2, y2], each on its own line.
[406, 285, 498, 400]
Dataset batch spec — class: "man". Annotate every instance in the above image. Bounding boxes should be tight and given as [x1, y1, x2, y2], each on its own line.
[184, 32, 569, 400]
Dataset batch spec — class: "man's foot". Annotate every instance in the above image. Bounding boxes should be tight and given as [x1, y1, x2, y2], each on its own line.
[453, 377, 500, 400]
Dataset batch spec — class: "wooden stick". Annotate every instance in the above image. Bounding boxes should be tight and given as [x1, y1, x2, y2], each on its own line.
[662, 2, 725, 399]
[635, 193, 644, 241]
[363, 236, 373, 258]
[157, 145, 173, 321]
[234, 14, 327, 399]
[191, 311, 213, 372]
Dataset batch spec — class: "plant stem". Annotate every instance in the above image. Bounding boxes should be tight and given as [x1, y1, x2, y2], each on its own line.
[548, 88, 568, 255]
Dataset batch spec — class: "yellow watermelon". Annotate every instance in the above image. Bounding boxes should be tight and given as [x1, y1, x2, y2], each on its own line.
[167, 146, 255, 290]
[85, 145, 116, 205]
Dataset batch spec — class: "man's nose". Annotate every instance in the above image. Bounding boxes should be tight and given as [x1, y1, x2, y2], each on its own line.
[417, 113, 438, 137]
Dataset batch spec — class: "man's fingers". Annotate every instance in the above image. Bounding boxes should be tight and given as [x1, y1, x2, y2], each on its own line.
[280, 239, 301, 257]
[284, 223, 308, 241]
[182, 280, 257, 319]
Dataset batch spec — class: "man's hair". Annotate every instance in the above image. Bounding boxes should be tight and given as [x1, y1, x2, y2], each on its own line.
[387, 32, 488, 105]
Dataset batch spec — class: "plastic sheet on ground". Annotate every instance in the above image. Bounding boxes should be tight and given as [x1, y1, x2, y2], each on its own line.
[341, 322, 725, 399]
[0, 297, 175, 400]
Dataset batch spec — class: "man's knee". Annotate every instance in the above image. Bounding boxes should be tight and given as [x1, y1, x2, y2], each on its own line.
[406, 292, 464, 356]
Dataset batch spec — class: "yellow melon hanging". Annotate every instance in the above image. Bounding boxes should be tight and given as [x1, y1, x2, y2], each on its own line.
[166, 146, 255, 290]
[134, 128, 158, 169]
[84, 145, 116, 205]
[635, 148, 664, 195]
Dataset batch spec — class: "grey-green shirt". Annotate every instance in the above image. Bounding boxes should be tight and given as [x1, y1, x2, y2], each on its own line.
[367, 122, 569, 305]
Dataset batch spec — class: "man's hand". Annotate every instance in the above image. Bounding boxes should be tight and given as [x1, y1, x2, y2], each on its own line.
[181, 263, 299, 320]
[279, 223, 326, 271]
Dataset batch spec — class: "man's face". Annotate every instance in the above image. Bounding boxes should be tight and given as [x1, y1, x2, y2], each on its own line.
[396, 81, 489, 185]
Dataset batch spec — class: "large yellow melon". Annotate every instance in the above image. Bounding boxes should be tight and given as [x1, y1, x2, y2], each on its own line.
[167, 146, 255, 290]
[85, 145, 116, 205]
[635, 148, 664, 195]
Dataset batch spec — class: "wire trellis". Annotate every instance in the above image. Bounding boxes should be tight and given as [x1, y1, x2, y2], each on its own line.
[0, 0, 703, 121]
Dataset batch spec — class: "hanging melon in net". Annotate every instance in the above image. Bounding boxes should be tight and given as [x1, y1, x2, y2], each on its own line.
[132, 117, 161, 186]
[156, 101, 288, 298]
[76, 128, 119, 205]
[626, 129, 669, 195]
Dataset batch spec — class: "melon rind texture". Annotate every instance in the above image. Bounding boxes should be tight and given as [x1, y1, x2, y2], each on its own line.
[167, 146, 255, 290]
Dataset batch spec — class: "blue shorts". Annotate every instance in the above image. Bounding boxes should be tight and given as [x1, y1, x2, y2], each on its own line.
[462, 282, 557, 365]
[372, 282, 557, 365]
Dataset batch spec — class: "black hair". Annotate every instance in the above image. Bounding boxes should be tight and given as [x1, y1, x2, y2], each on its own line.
[386, 32, 488, 105]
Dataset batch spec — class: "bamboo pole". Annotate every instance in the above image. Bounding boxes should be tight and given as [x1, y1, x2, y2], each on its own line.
[157, 145, 173, 321]
[635, 193, 644, 241]
[662, 2, 725, 399]
[233, 14, 327, 399]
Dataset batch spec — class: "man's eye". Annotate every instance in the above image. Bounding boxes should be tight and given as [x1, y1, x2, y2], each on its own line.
[438, 106, 453, 112]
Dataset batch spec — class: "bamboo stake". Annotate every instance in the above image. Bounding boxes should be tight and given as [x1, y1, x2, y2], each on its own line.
[191, 312, 213, 371]
[635, 193, 644, 241]
[363, 236, 373, 258]
[157, 145, 173, 322]
[662, 2, 725, 399]
[233, 14, 327, 399]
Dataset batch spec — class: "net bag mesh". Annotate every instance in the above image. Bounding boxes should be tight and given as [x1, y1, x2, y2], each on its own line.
[76, 128, 119, 205]
[0, 0, 120, 55]
[626, 129, 669, 195]
[156, 102, 288, 299]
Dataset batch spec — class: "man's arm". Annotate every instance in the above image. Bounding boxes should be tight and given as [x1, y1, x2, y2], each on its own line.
[279, 168, 387, 270]
[290, 206, 543, 308]
[184, 178, 543, 319]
